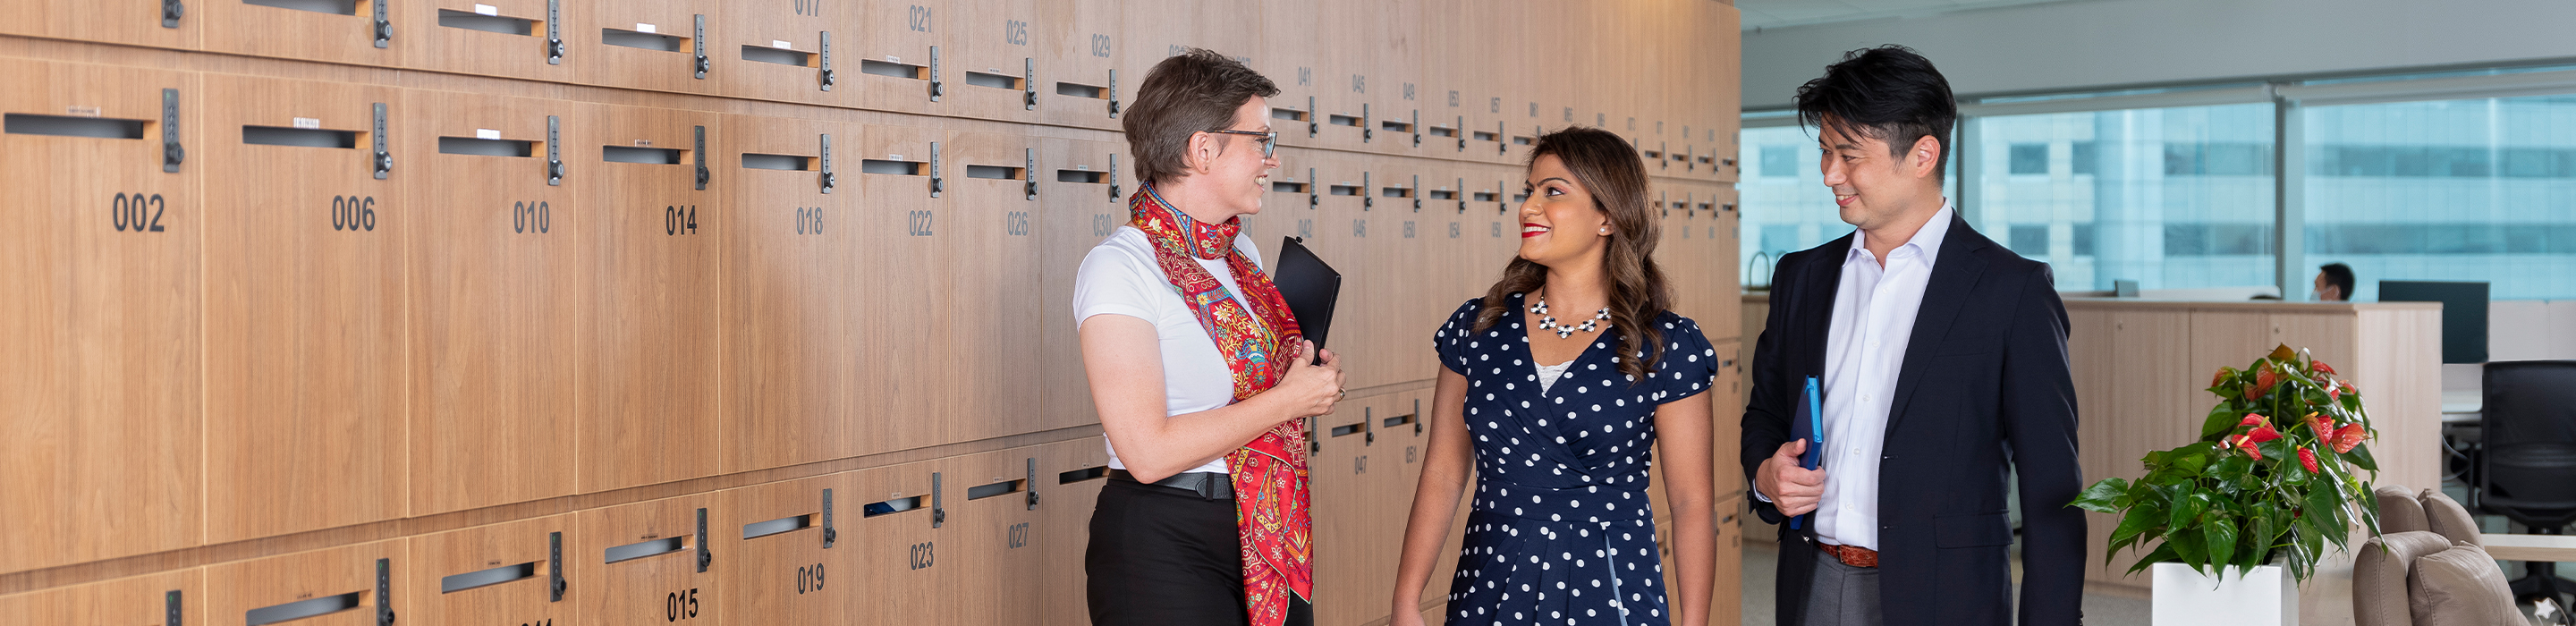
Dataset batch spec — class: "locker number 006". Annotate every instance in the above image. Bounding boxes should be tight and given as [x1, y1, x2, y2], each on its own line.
[331, 196, 377, 232]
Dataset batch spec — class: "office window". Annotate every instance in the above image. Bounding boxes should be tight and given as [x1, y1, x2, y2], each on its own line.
[2304, 95, 2576, 300]
[2009, 224, 2049, 254]
[1761, 145, 1800, 178]
[2009, 143, 2049, 174]
[1967, 103, 2276, 291]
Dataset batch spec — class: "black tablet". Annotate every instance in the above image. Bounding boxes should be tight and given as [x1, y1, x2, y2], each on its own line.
[1271, 236, 1342, 361]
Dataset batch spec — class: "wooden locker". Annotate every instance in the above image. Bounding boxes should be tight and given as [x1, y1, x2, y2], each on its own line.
[579, 103, 723, 494]
[844, 461, 950, 626]
[206, 541, 402, 626]
[1032, 0, 1124, 131]
[940, 127, 1047, 443]
[0, 59, 202, 573]
[1379, 160, 1444, 383]
[1303, 151, 1377, 386]
[944, 449, 1051, 625]
[709, 0, 850, 107]
[573, 0, 720, 95]
[1466, 165, 1519, 300]
[1660, 493, 1747, 626]
[1352, 0, 1427, 158]
[1701, 4, 1743, 183]
[1034, 136, 1123, 432]
[847, 122, 952, 454]
[202, 74, 407, 545]
[849, 0, 946, 114]
[712, 474, 857, 626]
[402, 90, 585, 516]
[1707, 338, 1744, 500]
[570, 493, 724, 626]
[720, 113, 859, 473]
[399, 0, 578, 82]
[1304, 393, 1379, 626]
[1116, 0, 1263, 124]
[946, 0, 1043, 123]
[197, 0, 394, 66]
[1253, 0, 1318, 151]
[1459, 0, 1528, 166]
[1036, 438, 1112, 626]
[0, 571, 199, 626]
[0, 0, 194, 50]
[405, 515, 579, 626]
[1699, 186, 1741, 340]
[1418, 0, 1470, 161]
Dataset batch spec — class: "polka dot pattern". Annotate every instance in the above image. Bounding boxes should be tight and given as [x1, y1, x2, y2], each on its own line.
[1429, 296, 1719, 626]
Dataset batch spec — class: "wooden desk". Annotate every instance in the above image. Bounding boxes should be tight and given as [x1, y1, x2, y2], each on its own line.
[2482, 534, 2576, 563]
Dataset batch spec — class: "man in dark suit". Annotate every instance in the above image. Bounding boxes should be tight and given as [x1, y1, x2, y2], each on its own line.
[1741, 46, 2085, 626]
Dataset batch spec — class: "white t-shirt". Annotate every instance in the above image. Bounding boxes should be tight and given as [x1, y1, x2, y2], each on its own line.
[1072, 225, 1267, 475]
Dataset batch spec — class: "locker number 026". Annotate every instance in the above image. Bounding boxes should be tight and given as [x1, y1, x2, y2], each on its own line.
[331, 196, 377, 232]
[110, 192, 168, 233]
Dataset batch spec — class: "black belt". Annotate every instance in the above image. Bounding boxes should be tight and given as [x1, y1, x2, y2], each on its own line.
[1107, 469, 1234, 500]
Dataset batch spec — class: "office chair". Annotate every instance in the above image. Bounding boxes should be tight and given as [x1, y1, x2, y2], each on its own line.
[2474, 360, 2576, 608]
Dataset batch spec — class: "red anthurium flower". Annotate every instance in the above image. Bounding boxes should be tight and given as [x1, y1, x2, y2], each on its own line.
[2311, 360, 2336, 376]
[2299, 448, 2320, 474]
[2250, 364, 2278, 400]
[2239, 413, 2269, 428]
[2332, 424, 2368, 453]
[2236, 436, 2264, 460]
[2342, 380, 2359, 396]
[2245, 425, 2283, 444]
[2307, 413, 2335, 438]
[2327, 385, 2342, 402]
[2213, 367, 2234, 388]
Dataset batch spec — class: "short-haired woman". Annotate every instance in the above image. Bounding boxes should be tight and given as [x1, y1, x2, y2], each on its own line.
[1076, 48, 1343, 626]
[1389, 127, 1722, 626]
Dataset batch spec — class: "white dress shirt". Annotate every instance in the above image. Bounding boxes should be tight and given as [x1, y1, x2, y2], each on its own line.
[1811, 203, 1952, 551]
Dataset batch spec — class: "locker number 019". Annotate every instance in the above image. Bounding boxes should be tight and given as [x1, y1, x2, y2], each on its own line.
[796, 563, 826, 595]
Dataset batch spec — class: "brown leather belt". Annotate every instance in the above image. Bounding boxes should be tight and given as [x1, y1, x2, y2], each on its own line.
[1818, 542, 1879, 569]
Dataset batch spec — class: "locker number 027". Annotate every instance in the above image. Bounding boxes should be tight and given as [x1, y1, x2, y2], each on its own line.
[110, 192, 168, 233]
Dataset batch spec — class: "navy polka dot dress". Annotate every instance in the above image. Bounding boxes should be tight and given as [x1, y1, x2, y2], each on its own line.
[1432, 293, 1719, 626]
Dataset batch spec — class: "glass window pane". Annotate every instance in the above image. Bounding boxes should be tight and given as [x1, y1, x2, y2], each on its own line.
[1967, 103, 2278, 292]
[1737, 124, 1960, 290]
[2303, 95, 2576, 300]
[1760, 145, 1800, 178]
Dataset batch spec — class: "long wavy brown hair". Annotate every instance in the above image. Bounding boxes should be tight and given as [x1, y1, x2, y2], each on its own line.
[1473, 127, 1671, 385]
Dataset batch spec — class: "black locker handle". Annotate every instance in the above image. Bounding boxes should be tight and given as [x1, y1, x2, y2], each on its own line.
[1107, 153, 1121, 200]
[818, 133, 835, 193]
[822, 488, 838, 548]
[692, 125, 708, 190]
[692, 15, 708, 80]
[930, 471, 946, 529]
[1024, 148, 1038, 200]
[1025, 458, 1041, 510]
[695, 508, 713, 572]
[163, 0, 183, 28]
[928, 46, 944, 100]
[545, 115, 562, 185]
[372, 102, 392, 180]
[1106, 69, 1121, 117]
[161, 89, 182, 173]
[371, 0, 390, 47]
[548, 531, 566, 602]
[543, 0, 562, 64]
[165, 589, 182, 626]
[376, 558, 395, 626]
[1022, 58, 1038, 110]
[818, 31, 835, 91]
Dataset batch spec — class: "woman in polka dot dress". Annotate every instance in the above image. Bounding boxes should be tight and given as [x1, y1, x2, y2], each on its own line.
[1389, 127, 1723, 626]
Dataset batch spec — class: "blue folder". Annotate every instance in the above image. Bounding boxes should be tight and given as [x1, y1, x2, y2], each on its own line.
[1789, 376, 1823, 529]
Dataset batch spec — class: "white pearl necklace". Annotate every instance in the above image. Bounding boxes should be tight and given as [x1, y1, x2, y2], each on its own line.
[1530, 294, 1610, 339]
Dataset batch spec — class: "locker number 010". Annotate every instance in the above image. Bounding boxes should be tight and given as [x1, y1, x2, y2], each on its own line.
[513, 200, 552, 234]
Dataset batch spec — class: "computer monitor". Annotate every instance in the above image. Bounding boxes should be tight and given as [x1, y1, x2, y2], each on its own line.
[2378, 280, 2488, 364]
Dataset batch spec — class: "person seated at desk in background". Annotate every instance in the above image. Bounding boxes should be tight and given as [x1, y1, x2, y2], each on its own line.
[2316, 263, 2354, 301]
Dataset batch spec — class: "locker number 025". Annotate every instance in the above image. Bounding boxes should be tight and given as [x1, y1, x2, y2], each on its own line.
[111, 192, 168, 233]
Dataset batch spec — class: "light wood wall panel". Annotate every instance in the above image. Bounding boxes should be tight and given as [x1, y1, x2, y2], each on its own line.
[579, 103, 724, 494]
[720, 113, 859, 474]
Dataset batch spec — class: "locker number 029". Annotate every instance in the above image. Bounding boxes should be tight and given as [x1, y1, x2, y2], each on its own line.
[110, 192, 168, 233]
[331, 196, 377, 232]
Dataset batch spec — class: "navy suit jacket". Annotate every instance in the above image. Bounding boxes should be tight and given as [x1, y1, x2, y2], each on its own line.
[1740, 212, 2086, 626]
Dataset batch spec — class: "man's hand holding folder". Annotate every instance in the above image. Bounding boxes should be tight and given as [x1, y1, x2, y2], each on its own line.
[1756, 376, 1829, 524]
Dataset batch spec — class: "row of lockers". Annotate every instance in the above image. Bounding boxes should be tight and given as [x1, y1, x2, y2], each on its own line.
[0, 55, 1742, 576]
[0, 387, 1737, 626]
[0, 0, 1741, 176]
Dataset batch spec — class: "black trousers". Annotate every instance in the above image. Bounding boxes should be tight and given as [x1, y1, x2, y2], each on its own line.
[1087, 478, 1314, 626]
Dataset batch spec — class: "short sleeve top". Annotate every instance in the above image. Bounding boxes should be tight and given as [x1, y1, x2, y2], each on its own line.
[1071, 226, 1266, 475]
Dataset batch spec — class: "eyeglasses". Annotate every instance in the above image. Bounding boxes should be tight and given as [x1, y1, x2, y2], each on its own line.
[1208, 129, 1277, 159]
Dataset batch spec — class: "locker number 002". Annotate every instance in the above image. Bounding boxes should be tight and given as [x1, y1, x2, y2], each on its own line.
[331, 196, 377, 232]
[110, 192, 167, 233]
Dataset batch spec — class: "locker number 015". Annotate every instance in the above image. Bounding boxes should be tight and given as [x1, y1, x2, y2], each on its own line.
[665, 588, 700, 622]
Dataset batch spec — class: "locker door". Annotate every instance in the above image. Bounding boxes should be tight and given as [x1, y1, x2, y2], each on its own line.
[1377, 159, 1441, 381]
[721, 114, 859, 474]
[579, 104, 722, 493]
[1341, 0, 1423, 157]
[846, 462, 950, 626]
[849, 123, 949, 454]
[1709, 338, 1744, 496]
[850, 0, 946, 114]
[199, 0, 394, 65]
[574, 0, 718, 95]
[402, 92, 585, 515]
[0, 571, 199, 626]
[1308, 393, 1385, 626]
[1467, 167, 1518, 298]
[202, 74, 407, 545]
[206, 541, 402, 626]
[947, 450, 1050, 625]
[0, 60, 202, 573]
[946, 0, 1042, 123]
[1118, 0, 1262, 110]
[1032, 0, 1123, 131]
[0, 0, 195, 50]
[571, 493, 724, 626]
[1699, 4, 1743, 183]
[940, 128, 1046, 444]
[1033, 137, 1122, 432]
[1421, 167, 1474, 319]
[405, 516, 579, 626]
[400, 0, 578, 82]
[1307, 153, 1378, 387]
[1036, 439, 1111, 626]
[713, 474, 857, 626]
[710, 0, 850, 107]
[1701, 187, 1741, 337]
[1450, 0, 1523, 166]
[1252, 0, 1318, 151]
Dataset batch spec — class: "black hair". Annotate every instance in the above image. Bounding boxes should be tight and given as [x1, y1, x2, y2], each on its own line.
[1793, 45, 1957, 179]
[2318, 263, 2355, 300]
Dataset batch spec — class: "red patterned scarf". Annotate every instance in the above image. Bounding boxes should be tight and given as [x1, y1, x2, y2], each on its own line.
[1127, 182, 1312, 625]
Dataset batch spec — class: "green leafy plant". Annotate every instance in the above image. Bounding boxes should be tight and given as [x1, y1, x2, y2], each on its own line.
[2070, 344, 2383, 581]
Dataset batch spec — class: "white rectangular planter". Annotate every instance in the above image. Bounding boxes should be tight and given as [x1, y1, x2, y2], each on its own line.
[2150, 562, 2299, 626]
